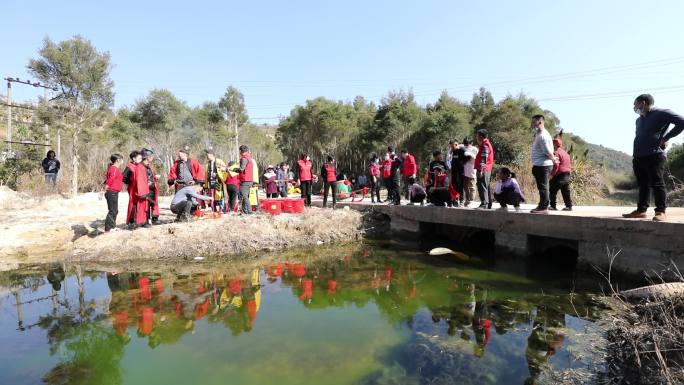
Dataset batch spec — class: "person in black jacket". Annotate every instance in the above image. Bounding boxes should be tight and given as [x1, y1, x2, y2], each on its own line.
[389, 154, 403, 205]
[41, 150, 60, 187]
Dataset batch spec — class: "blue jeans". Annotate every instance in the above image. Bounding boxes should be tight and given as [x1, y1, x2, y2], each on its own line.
[45, 173, 57, 186]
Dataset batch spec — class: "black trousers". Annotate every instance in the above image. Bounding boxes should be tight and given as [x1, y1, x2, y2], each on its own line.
[390, 177, 401, 204]
[410, 192, 426, 203]
[549, 172, 572, 209]
[300, 180, 312, 206]
[634, 153, 667, 213]
[477, 170, 492, 207]
[452, 170, 464, 202]
[383, 178, 393, 202]
[226, 184, 239, 212]
[171, 200, 193, 220]
[240, 182, 253, 214]
[402, 176, 411, 200]
[494, 190, 522, 208]
[104, 191, 118, 231]
[370, 178, 381, 202]
[428, 187, 450, 207]
[323, 181, 337, 208]
[532, 165, 553, 209]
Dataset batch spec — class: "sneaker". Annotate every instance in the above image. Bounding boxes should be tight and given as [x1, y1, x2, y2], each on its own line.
[514, 206, 521, 212]
[497, 206, 509, 211]
[530, 207, 549, 214]
[549, 206, 558, 211]
[562, 207, 573, 211]
[653, 212, 667, 222]
[142, 223, 152, 228]
[622, 210, 647, 219]
[476, 204, 487, 209]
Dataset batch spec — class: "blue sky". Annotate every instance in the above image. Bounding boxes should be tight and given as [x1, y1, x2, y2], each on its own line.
[3, 0, 684, 153]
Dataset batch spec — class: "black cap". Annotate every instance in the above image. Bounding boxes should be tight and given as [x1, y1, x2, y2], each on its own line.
[205, 148, 215, 155]
[179, 145, 190, 155]
[141, 148, 154, 158]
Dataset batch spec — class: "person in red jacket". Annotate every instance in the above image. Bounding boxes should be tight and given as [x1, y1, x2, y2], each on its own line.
[382, 154, 393, 203]
[141, 148, 160, 224]
[123, 151, 150, 229]
[368, 154, 382, 203]
[549, 137, 573, 211]
[238, 145, 256, 215]
[103, 154, 123, 232]
[167, 145, 204, 191]
[400, 150, 417, 201]
[297, 153, 314, 207]
[320, 155, 337, 209]
[474, 129, 495, 209]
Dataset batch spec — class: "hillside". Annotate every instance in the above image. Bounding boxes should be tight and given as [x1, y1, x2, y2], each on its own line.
[585, 143, 632, 175]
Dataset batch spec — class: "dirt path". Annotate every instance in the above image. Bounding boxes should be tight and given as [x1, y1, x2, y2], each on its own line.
[0, 187, 365, 270]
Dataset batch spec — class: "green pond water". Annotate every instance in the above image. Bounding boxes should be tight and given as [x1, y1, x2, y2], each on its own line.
[0, 242, 607, 385]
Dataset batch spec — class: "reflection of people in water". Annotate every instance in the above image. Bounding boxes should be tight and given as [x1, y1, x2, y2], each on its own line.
[46, 264, 65, 291]
[471, 290, 491, 357]
[525, 303, 566, 384]
[446, 284, 476, 337]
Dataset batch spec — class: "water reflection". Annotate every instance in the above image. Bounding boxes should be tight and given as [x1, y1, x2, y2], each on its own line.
[0, 247, 605, 385]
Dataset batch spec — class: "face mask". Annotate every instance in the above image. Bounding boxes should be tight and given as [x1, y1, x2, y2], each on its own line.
[305, 156, 310, 161]
[634, 106, 643, 115]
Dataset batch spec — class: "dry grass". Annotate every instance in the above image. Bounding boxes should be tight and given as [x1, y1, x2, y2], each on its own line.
[596, 252, 684, 385]
[509, 157, 607, 206]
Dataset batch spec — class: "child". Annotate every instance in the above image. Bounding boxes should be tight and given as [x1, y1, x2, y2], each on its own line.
[407, 177, 426, 206]
[224, 161, 240, 213]
[494, 167, 525, 211]
[263, 165, 279, 198]
[104, 154, 124, 232]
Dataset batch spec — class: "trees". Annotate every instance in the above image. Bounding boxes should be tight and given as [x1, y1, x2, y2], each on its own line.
[218, 86, 248, 160]
[28, 36, 114, 196]
[407, 91, 471, 164]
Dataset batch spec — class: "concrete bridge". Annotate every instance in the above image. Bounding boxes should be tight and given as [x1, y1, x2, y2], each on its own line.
[313, 199, 684, 277]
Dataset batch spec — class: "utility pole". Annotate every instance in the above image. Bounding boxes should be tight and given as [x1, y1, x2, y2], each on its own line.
[43, 88, 49, 146]
[4, 77, 58, 153]
[6, 79, 11, 154]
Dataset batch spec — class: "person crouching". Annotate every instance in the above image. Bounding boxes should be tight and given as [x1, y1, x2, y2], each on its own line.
[170, 184, 213, 222]
[407, 177, 426, 206]
[494, 167, 525, 211]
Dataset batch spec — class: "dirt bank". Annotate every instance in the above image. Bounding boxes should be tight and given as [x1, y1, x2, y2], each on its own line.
[0, 188, 368, 270]
[69, 207, 364, 262]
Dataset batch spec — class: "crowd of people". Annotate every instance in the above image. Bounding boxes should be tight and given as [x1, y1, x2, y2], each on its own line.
[36, 93, 682, 232]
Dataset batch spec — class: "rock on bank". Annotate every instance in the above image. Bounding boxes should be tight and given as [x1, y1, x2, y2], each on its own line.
[69, 208, 364, 262]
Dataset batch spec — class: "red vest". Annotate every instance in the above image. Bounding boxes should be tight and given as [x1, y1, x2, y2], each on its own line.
[325, 164, 337, 182]
[297, 159, 312, 181]
[382, 160, 392, 178]
[474, 138, 495, 172]
[239, 153, 254, 182]
[435, 173, 448, 188]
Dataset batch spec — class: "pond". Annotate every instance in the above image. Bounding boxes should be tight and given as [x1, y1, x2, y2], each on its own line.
[0, 241, 608, 385]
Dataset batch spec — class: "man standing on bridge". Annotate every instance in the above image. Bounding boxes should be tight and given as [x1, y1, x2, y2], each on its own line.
[623, 94, 684, 222]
